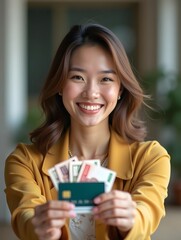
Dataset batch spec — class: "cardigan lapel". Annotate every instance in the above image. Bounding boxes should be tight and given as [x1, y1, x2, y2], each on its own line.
[42, 131, 70, 176]
[108, 130, 134, 180]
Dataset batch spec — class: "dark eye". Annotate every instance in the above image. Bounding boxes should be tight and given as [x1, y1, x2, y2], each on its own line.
[71, 75, 84, 80]
[102, 77, 113, 82]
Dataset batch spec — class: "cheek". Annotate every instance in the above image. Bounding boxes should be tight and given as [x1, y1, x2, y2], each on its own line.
[105, 87, 119, 103]
[62, 87, 75, 115]
[62, 84, 79, 100]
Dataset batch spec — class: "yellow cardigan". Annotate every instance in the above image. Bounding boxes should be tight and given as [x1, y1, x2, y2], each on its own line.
[4, 129, 170, 240]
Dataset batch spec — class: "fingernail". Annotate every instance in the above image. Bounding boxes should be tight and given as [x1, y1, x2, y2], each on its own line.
[94, 197, 100, 204]
[69, 210, 76, 217]
[69, 203, 75, 209]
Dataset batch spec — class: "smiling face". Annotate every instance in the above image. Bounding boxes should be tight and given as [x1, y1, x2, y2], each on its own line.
[62, 44, 121, 128]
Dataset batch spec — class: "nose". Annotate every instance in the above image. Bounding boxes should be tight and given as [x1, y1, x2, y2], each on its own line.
[81, 82, 100, 99]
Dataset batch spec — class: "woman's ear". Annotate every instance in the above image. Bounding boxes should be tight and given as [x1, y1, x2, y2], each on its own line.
[118, 88, 123, 100]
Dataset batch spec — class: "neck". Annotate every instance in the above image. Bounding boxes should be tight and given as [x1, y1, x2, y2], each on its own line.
[69, 125, 111, 160]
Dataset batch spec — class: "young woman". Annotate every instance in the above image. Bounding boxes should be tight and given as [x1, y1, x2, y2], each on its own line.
[4, 23, 170, 240]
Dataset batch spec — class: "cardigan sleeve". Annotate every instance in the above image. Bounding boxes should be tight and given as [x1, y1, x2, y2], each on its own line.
[4, 144, 70, 240]
[4, 144, 44, 239]
[106, 140, 170, 240]
[122, 141, 170, 239]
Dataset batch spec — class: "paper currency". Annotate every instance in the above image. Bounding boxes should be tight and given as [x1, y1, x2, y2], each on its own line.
[48, 167, 60, 190]
[55, 156, 78, 182]
[77, 163, 116, 192]
[69, 161, 82, 182]
[69, 159, 100, 182]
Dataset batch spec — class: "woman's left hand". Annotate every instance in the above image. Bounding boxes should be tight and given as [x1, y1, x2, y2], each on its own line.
[93, 190, 136, 236]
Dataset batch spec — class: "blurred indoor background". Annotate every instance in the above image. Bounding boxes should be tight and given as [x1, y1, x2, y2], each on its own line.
[0, 0, 181, 239]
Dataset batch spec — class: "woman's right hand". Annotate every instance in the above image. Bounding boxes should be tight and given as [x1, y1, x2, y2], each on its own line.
[32, 200, 76, 240]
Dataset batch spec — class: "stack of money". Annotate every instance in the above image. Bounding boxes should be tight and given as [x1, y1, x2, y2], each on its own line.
[48, 156, 116, 213]
[48, 156, 116, 192]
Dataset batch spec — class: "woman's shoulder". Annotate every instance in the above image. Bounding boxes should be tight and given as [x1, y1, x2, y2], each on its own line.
[111, 129, 168, 155]
[12, 142, 40, 155]
[6, 142, 43, 165]
[131, 139, 170, 159]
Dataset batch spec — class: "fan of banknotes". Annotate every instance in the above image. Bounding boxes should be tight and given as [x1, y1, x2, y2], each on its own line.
[48, 156, 117, 213]
[48, 156, 116, 192]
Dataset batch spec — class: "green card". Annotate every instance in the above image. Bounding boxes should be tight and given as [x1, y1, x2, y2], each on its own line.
[58, 182, 105, 213]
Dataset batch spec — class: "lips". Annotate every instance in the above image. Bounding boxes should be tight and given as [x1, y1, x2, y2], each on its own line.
[78, 103, 103, 111]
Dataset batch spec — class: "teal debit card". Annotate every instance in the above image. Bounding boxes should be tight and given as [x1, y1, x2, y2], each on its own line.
[58, 182, 105, 213]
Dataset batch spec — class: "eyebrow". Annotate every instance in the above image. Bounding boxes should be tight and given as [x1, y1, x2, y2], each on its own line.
[69, 67, 116, 74]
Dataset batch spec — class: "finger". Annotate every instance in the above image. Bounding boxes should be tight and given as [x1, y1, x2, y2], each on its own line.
[94, 198, 130, 211]
[94, 204, 136, 219]
[94, 206, 130, 219]
[32, 201, 75, 224]
[39, 208, 76, 220]
[32, 208, 76, 228]
[94, 190, 131, 204]
[35, 200, 75, 215]
[33, 218, 66, 239]
[93, 197, 136, 215]
[105, 217, 135, 231]
[35, 226, 62, 240]
[94, 207, 136, 233]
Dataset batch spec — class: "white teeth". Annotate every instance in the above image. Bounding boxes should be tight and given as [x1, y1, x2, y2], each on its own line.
[79, 104, 101, 110]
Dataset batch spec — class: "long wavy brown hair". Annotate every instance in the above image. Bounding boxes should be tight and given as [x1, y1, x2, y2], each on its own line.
[30, 23, 149, 156]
